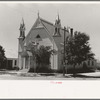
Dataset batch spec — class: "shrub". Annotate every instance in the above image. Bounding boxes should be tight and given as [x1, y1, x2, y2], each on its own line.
[37, 66, 53, 73]
[96, 66, 100, 70]
[28, 68, 34, 73]
[57, 67, 95, 74]
[13, 66, 19, 71]
[57, 69, 63, 73]
[28, 65, 54, 73]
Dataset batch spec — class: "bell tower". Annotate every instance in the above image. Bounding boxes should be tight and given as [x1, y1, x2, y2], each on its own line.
[53, 14, 61, 36]
[18, 18, 26, 69]
[19, 18, 25, 40]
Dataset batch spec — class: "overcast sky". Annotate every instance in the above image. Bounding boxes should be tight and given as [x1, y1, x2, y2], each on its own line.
[0, 2, 100, 60]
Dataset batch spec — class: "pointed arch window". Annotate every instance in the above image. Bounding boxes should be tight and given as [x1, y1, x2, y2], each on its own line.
[36, 34, 41, 38]
[58, 28, 60, 34]
[53, 27, 61, 37]
[55, 27, 57, 33]
[35, 34, 42, 41]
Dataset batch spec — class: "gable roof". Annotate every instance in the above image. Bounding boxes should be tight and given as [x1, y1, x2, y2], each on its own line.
[40, 17, 68, 48]
[23, 17, 55, 44]
[39, 17, 67, 40]
[22, 16, 69, 50]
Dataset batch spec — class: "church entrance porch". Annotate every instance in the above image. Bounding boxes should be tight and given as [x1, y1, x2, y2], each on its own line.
[22, 57, 30, 69]
[21, 51, 33, 70]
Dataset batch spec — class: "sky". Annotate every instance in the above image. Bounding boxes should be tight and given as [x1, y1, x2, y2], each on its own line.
[0, 2, 100, 60]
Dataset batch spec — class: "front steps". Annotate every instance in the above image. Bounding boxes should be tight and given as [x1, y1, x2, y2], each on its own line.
[19, 68, 29, 73]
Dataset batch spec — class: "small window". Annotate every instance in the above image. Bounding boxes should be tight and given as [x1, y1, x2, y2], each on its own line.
[88, 60, 90, 66]
[58, 28, 60, 34]
[35, 34, 42, 41]
[36, 34, 41, 39]
[15, 60, 17, 65]
[92, 61, 94, 66]
[55, 27, 57, 33]
[20, 31, 23, 37]
[54, 28, 60, 36]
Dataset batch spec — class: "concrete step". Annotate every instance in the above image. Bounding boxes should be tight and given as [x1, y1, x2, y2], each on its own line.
[19, 69, 29, 73]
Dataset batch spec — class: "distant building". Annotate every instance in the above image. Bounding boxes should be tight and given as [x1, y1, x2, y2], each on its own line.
[6, 58, 18, 69]
[95, 59, 100, 70]
[0, 58, 18, 70]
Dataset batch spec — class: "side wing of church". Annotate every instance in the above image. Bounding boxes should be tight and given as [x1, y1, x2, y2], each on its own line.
[18, 14, 70, 71]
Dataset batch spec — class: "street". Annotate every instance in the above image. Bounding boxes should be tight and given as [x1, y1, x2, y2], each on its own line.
[0, 70, 100, 80]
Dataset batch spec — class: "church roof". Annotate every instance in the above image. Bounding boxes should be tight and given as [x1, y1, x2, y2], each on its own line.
[39, 17, 67, 48]
[22, 16, 69, 50]
[39, 17, 65, 40]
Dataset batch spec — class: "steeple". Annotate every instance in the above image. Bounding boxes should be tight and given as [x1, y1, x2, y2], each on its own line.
[21, 18, 25, 29]
[38, 10, 40, 18]
[57, 13, 60, 24]
[55, 13, 61, 26]
[53, 13, 61, 36]
[19, 18, 25, 40]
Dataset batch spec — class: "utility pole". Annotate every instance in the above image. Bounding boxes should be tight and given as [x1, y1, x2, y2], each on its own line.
[63, 26, 66, 76]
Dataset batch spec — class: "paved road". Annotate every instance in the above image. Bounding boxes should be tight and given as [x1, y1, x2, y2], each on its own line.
[0, 70, 100, 80]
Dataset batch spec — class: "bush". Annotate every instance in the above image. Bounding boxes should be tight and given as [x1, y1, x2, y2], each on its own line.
[28, 66, 54, 73]
[28, 68, 34, 73]
[57, 69, 63, 73]
[13, 66, 19, 71]
[67, 68, 95, 74]
[96, 66, 100, 70]
[57, 67, 95, 74]
[37, 66, 54, 73]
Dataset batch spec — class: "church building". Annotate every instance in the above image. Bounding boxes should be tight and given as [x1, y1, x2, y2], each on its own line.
[18, 13, 71, 71]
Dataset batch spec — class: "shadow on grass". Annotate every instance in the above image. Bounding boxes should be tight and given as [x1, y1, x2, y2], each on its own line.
[70, 74, 100, 78]
[39, 73, 56, 76]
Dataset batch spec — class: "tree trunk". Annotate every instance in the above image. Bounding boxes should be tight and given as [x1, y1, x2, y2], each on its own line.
[63, 63, 66, 76]
[33, 57, 37, 75]
[73, 64, 76, 77]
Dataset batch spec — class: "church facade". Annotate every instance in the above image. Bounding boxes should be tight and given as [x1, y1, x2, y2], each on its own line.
[18, 14, 71, 70]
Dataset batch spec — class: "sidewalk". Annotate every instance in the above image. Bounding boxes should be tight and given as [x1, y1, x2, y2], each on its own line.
[0, 70, 100, 79]
[75, 71, 100, 78]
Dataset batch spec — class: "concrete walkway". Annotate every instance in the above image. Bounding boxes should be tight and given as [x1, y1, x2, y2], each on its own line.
[76, 71, 100, 78]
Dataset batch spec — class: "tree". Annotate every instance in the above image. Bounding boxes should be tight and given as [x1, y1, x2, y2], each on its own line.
[27, 42, 54, 73]
[65, 31, 94, 76]
[36, 46, 53, 67]
[0, 45, 6, 68]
